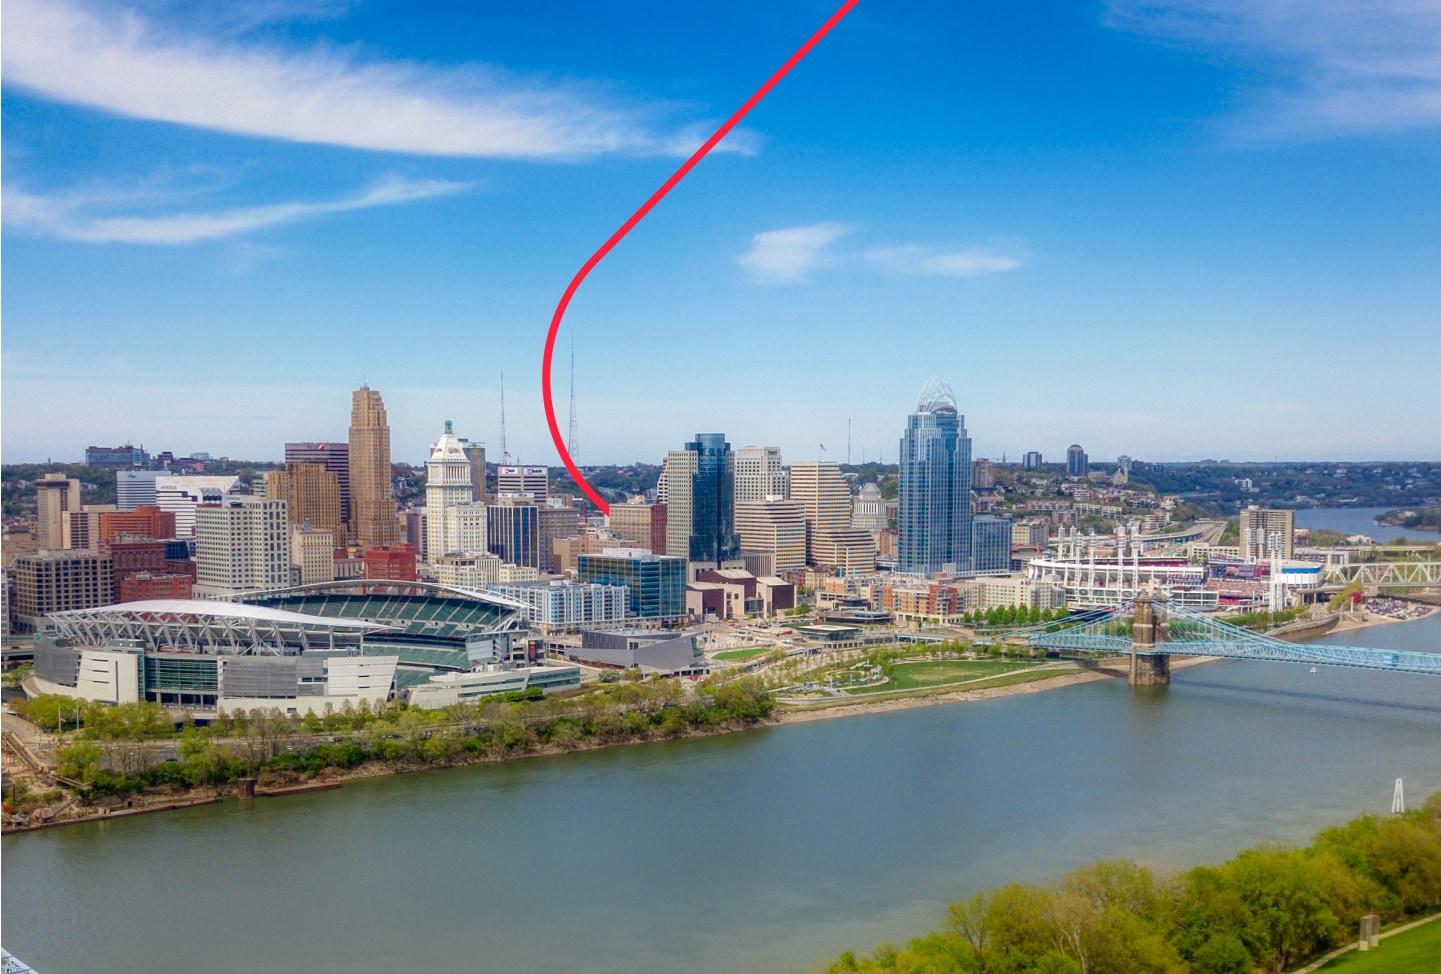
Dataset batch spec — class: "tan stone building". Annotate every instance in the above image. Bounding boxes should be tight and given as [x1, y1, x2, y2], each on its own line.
[735, 498, 807, 574]
[789, 461, 851, 566]
[267, 463, 344, 540]
[348, 385, 398, 547]
[35, 473, 82, 550]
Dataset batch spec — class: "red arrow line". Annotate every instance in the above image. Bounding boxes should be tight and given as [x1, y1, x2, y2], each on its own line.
[541, 0, 861, 515]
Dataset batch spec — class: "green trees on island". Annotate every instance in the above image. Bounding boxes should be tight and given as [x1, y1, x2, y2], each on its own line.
[827, 794, 1441, 974]
[38, 677, 776, 801]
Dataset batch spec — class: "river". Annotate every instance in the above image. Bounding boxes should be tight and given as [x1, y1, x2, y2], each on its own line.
[4, 614, 1441, 974]
[1294, 505, 1413, 540]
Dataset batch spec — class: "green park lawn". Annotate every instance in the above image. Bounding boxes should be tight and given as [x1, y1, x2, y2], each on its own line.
[713, 646, 774, 662]
[1317, 916, 1441, 972]
[845, 659, 1035, 694]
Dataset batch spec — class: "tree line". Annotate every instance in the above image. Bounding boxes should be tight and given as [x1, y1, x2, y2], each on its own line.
[37, 678, 775, 800]
[826, 793, 1441, 974]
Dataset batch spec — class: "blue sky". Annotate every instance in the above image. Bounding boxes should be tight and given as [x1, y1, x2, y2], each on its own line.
[3, 0, 1439, 466]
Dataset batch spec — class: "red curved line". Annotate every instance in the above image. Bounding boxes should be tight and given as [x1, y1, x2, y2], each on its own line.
[542, 0, 860, 516]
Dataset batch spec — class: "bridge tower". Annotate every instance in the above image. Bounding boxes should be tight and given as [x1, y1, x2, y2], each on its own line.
[1129, 596, 1171, 686]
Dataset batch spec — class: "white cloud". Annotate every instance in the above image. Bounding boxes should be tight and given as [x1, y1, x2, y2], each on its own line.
[739, 225, 1025, 283]
[865, 245, 1023, 277]
[737, 222, 852, 283]
[1, 0, 740, 159]
[3, 174, 468, 244]
[1104, 0, 1441, 136]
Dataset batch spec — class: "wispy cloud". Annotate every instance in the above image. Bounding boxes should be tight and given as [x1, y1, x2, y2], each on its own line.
[1104, 0, 1441, 137]
[739, 224, 1025, 284]
[3, 174, 468, 245]
[737, 223, 853, 283]
[865, 245, 1024, 277]
[1, 0, 740, 159]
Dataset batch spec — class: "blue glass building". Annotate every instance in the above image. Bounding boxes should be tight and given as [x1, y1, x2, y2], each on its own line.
[971, 515, 1014, 574]
[684, 433, 740, 564]
[577, 551, 686, 622]
[897, 380, 973, 575]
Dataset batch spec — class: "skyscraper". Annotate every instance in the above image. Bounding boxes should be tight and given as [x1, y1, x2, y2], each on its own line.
[348, 386, 397, 547]
[897, 380, 972, 575]
[193, 496, 290, 598]
[265, 463, 343, 539]
[733, 446, 786, 506]
[425, 421, 476, 563]
[116, 470, 162, 512]
[1065, 444, 1089, 479]
[735, 498, 807, 574]
[661, 434, 739, 564]
[497, 465, 548, 502]
[1022, 451, 1043, 471]
[285, 442, 351, 528]
[465, 444, 487, 501]
[789, 461, 851, 567]
[34, 473, 82, 550]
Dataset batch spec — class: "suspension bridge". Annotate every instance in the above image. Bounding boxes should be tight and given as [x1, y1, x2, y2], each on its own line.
[1008, 597, 1441, 685]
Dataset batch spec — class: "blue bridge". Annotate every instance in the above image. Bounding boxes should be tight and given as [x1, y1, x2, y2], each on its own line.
[1016, 598, 1441, 684]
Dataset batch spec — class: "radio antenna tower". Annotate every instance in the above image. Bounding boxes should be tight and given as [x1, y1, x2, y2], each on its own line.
[499, 370, 510, 463]
[847, 418, 852, 466]
[567, 334, 579, 461]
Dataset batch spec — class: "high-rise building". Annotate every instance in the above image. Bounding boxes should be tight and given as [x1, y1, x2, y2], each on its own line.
[733, 446, 786, 507]
[425, 421, 477, 563]
[1065, 444, 1089, 479]
[116, 470, 162, 511]
[661, 434, 739, 564]
[154, 475, 240, 539]
[100, 506, 176, 544]
[810, 528, 877, 576]
[1239, 505, 1295, 562]
[972, 515, 1014, 574]
[735, 498, 807, 574]
[432, 552, 504, 589]
[35, 473, 82, 550]
[537, 507, 582, 573]
[439, 503, 488, 559]
[608, 501, 667, 554]
[465, 444, 487, 501]
[1117, 455, 1133, 477]
[65, 505, 116, 551]
[789, 461, 851, 567]
[285, 442, 351, 528]
[13, 550, 115, 632]
[972, 458, 995, 489]
[898, 380, 973, 575]
[851, 482, 888, 532]
[1022, 451, 1043, 471]
[348, 386, 398, 548]
[576, 549, 686, 624]
[487, 496, 539, 568]
[193, 497, 290, 598]
[497, 466, 548, 502]
[290, 526, 336, 585]
[265, 463, 343, 540]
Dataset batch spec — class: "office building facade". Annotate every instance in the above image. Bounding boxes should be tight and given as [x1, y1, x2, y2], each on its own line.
[1239, 506, 1295, 562]
[608, 501, 667, 554]
[13, 550, 115, 632]
[734, 498, 808, 574]
[116, 470, 162, 512]
[497, 465, 548, 502]
[285, 442, 351, 526]
[193, 497, 290, 598]
[733, 446, 786, 506]
[1065, 444, 1089, 479]
[972, 515, 1014, 574]
[266, 463, 344, 540]
[576, 550, 686, 624]
[897, 381, 972, 575]
[487, 497, 539, 568]
[661, 434, 739, 564]
[348, 386, 398, 547]
[155, 475, 240, 538]
[426, 421, 478, 563]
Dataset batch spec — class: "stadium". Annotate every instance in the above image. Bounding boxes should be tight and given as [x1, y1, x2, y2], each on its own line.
[27, 580, 554, 717]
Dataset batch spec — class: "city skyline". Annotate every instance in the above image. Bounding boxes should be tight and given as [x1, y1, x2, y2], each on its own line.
[4, 1, 1441, 464]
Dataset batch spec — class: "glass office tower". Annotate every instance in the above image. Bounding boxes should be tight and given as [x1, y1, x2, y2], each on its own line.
[897, 380, 972, 575]
[685, 433, 740, 563]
